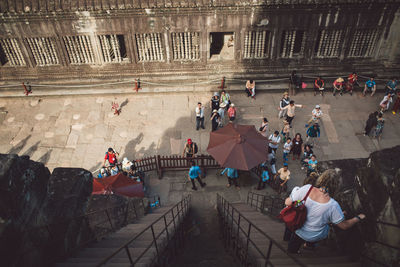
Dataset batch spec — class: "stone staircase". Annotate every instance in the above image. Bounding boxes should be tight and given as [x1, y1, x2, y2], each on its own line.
[57, 196, 191, 267]
[218, 195, 361, 267]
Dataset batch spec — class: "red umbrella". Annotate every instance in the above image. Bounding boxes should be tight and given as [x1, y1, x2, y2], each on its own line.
[92, 173, 144, 198]
[207, 123, 268, 170]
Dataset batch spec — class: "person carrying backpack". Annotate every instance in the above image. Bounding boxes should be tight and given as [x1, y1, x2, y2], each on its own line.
[183, 139, 198, 158]
[221, 167, 240, 190]
[103, 147, 118, 167]
[188, 161, 206, 190]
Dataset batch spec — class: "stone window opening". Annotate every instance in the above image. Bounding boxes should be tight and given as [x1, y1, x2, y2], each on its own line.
[171, 32, 200, 61]
[348, 29, 379, 58]
[0, 38, 26, 66]
[209, 32, 234, 61]
[135, 33, 164, 62]
[26, 37, 59, 66]
[63, 35, 95, 65]
[314, 29, 344, 58]
[280, 30, 306, 58]
[98, 34, 128, 63]
[243, 31, 270, 59]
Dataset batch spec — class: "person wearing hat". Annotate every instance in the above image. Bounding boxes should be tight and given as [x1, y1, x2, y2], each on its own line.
[210, 109, 221, 131]
[278, 92, 290, 118]
[227, 103, 237, 122]
[333, 77, 344, 96]
[279, 100, 303, 126]
[275, 163, 291, 194]
[220, 90, 231, 110]
[210, 92, 220, 114]
[305, 105, 323, 127]
[183, 139, 197, 158]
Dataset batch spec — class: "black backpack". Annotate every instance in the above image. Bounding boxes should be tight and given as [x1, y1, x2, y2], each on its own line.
[193, 143, 198, 154]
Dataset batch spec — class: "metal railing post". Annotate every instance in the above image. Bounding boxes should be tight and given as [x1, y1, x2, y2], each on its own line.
[163, 215, 170, 242]
[105, 210, 114, 229]
[124, 246, 133, 264]
[151, 225, 159, 258]
[244, 223, 252, 265]
[236, 214, 241, 256]
[265, 240, 273, 267]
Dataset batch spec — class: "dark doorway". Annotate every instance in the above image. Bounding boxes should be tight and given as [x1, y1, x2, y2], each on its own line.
[0, 44, 8, 66]
[210, 32, 234, 60]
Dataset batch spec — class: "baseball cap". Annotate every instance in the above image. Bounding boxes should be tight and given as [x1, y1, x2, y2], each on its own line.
[283, 163, 288, 167]
[187, 139, 192, 144]
[315, 105, 321, 109]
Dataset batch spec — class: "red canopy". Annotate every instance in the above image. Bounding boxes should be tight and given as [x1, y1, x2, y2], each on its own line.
[207, 123, 268, 170]
[92, 173, 145, 198]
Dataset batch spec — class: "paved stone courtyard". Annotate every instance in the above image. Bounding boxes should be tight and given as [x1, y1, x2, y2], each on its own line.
[1, 89, 399, 196]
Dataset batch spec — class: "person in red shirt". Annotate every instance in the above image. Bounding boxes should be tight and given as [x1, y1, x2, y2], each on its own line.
[104, 147, 118, 166]
[314, 76, 325, 96]
[228, 103, 237, 121]
[333, 77, 344, 96]
[345, 72, 358, 95]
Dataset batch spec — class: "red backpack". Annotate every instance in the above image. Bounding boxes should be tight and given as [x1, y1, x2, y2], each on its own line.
[278, 186, 313, 231]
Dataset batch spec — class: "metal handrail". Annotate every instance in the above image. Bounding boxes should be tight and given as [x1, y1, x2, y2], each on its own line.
[247, 191, 286, 216]
[96, 195, 191, 266]
[217, 193, 306, 267]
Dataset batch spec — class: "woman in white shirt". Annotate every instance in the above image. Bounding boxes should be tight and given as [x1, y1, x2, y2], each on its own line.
[283, 170, 366, 253]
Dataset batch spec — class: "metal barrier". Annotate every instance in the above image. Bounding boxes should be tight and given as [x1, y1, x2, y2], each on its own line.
[12, 197, 148, 266]
[217, 194, 306, 267]
[96, 195, 192, 266]
[247, 191, 286, 217]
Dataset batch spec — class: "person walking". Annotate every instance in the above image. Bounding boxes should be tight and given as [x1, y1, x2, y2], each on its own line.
[363, 77, 376, 97]
[210, 92, 220, 113]
[374, 113, 385, 140]
[246, 80, 256, 98]
[259, 117, 269, 137]
[227, 103, 237, 122]
[257, 165, 270, 190]
[314, 76, 325, 96]
[291, 133, 303, 160]
[306, 123, 321, 147]
[268, 147, 277, 175]
[195, 102, 205, 130]
[279, 100, 303, 126]
[183, 139, 197, 158]
[305, 105, 323, 128]
[221, 167, 240, 189]
[268, 131, 281, 153]
[103, 147, 119, 167]
[333, 77, 344, 96]
[188, 161, 206, 190]
[210, 109, 220, 131]
[278, 92, 290, 118]
[283, 173, 366, 253]
[364, 111, 378, 136]
[392, 91, 400, 115]
[283, 138, 292, 162]
[274, 163, 291, 194]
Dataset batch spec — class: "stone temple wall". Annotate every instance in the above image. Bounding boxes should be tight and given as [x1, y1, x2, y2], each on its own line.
[0, 1, 399, 84]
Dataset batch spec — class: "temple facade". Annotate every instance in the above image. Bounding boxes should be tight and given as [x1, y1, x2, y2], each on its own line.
[0, 0, 399, 83]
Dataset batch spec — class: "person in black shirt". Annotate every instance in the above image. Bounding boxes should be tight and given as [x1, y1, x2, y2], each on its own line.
[210, 92, 220, 114]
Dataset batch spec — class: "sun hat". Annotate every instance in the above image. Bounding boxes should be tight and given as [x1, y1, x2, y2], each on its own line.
[213, 109, 218, 113]
[230, 103, 235, 107]
[315, 105, 321, 109]
[336, 77, 344, 83]
[283, 92, 289, 96]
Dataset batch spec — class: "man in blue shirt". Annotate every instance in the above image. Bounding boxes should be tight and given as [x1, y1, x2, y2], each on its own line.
[306, 155, 318, 176]
[221, 167, 239, 189]
[188, 161, 206, 190]
[257, 165, 270, 190]
[306, 123, 321, 147]
[363, 77, 376, 97]
[386, 78, 398, 95]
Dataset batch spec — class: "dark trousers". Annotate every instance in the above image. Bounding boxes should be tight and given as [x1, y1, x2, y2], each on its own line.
[392, 98, 400, 113]
[257, 179, 268, 189]
[245, 88, 251, 97]
[191, 177, 205, 189]
[284, 227, 315, 253]
[227, 177, 238, 187]
[196, 116, 205, 130]
[286, 115, 294, 125]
